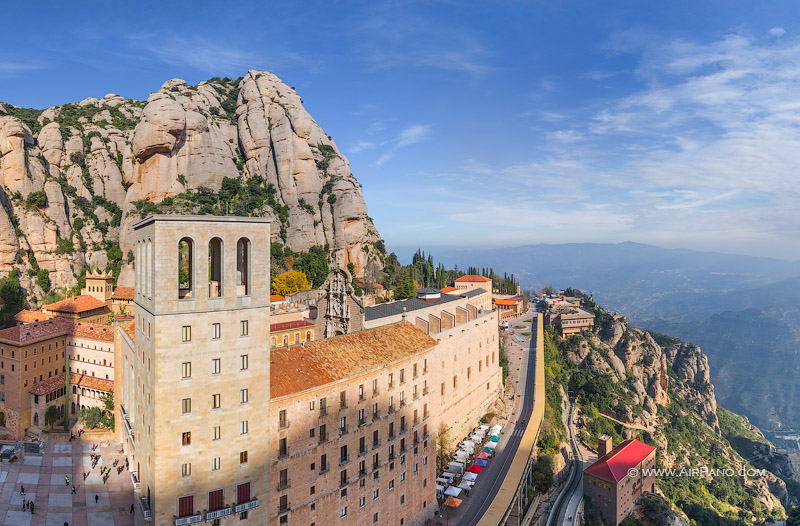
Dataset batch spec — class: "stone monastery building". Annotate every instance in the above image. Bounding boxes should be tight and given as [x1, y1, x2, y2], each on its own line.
[115, 216, 502, 526]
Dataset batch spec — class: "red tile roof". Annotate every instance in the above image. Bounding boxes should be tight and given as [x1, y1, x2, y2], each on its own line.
[454, 275, 492, 283]
[270, 295, 285, 302]
[14, 309, 53, 324]
[583, 439, 656, 483]
[30, 372, 114, 396]
[270, 322, 436, 398]
[121, 320, 136, 342]
[77, 374, 114, 392]
[111, 286, 134, 300]
[494, 299, 520, 306]
[29, 373, 69, 395]
[42, 295, 109, 314]
[70, 321, 114, 342]
[440, 286, 458, 294]
[0, 318, 73, 345]
[270, 319, 315, 333]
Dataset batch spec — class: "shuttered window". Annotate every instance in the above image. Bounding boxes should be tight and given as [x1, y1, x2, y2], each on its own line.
[208, 489, 224, 511]
[236, 482, 251, 504]
[178, 495, 194, 517]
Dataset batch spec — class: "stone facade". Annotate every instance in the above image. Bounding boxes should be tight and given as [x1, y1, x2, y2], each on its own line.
[583, 439, 657, 525]
[119, 215, 271, 526]
[268, 308, 501, 526]
[0, 319, 70, 440]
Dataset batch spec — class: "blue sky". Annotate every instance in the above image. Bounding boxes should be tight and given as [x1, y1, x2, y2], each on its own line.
[3, 1, 800, 259]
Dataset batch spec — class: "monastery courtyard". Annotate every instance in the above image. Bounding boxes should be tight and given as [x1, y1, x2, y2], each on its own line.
[0, 439, 134, 526]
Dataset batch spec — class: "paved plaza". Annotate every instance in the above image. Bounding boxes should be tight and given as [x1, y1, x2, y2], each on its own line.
[0, 439, 135, 526]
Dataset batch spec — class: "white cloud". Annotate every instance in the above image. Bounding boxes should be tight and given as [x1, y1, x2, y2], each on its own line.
[129, 35, 310, 75]
[769, 27, 786, 37]
[349, 140, 377, 153]
[374, 153, 392, 166]
[399, 31, 800, 257]
[397, 124, 431, 147]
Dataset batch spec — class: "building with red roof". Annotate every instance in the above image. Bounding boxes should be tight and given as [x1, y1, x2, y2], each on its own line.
[583, 437, 657, 525]
[41, 295, 111, 324]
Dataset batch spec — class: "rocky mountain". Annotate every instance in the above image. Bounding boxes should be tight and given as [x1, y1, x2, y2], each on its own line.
[537, 297, 793, 524]
[0, 71, 383, 302]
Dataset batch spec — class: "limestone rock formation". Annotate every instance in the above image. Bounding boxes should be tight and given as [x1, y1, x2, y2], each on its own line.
[0, 71, 384, 302]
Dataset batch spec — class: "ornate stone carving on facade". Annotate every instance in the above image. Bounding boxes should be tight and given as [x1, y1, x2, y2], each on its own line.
[318, 268, 364, 338]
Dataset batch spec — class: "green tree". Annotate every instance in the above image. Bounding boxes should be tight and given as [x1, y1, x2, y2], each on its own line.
[25, 191, 48, 209]
[37, 269, 50, 291]
[45, 405, 60, 427]
[436, 423, 450, 472]
[0, 272, 26, 327]
[294, 246, 329, 288]
[393, 277, 415, 300]
[78, 406, 102, 428]
[99, 392, 115, 429]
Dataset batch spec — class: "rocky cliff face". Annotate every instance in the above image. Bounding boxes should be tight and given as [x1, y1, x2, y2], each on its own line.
[0, 71, 383, 301]
[553, 307, 788, 520]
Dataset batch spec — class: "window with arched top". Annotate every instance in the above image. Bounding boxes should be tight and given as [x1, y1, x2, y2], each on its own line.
[236, 238, 251, 296]
[271, 337, 276, 346]
[146, 238, 153, 299]
[283, 335, 288, 346]
[178, 238, 194, 299]
[208, 237, 224, 298]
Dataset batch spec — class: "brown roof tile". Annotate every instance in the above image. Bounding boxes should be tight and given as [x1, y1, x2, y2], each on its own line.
[121, 320, 135, 342]
[77, 375, 114, 392]
[440, 286, 458, 293]
[270, 322, 436, 399]
[454, 275, 492, 283]
[14, 309, 53, 324]
[29, 373, 69, 395]
[70, 321, 114, 342]
[270, 320, 315, 333]
[111, 286, 134, 300]
[42, 295, 109, 314]
[0, 318, 73, 345]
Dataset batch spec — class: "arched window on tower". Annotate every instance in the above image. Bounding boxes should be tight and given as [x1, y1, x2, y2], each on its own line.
[178, 238, 194, 299]
[237, 238, 250, 296]
[146, 238, 153, 300]
[208, 237, 224, 298]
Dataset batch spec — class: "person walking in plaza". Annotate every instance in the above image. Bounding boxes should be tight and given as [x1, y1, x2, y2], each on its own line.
[20, 485, 25, 495]
[65, 474, 70, 486]
[30, 501, 34, 514]
[131, 503, 134, 514]
[22, 498, 25, 511]
[72, 485, 76, 494]
[95, 494, 99, 504]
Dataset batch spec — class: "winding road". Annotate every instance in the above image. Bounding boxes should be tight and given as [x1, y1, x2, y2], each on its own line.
[458, 313, 540, 526]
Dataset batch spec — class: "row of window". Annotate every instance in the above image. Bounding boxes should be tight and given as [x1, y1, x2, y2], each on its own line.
[181, 320, 249, 342]
[176, 481, 252, 519]
[181, 420, 249, 446]
[181, 355, 249, 379]
[180, 450, 249, 476]
[180, 390, 249, 414]
[296, 352, 495, 417]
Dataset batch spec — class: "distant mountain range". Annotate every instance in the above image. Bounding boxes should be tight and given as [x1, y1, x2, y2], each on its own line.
[411, 242, 800, 430]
